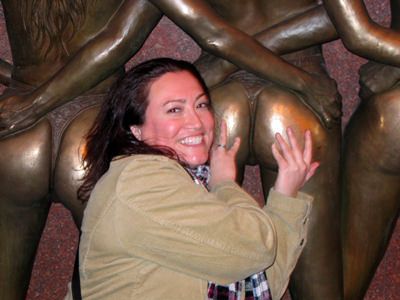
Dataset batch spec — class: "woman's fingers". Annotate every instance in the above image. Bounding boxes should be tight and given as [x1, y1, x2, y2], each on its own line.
[209, 120, 240, 188]
[272, 127, 319, 197]
[306, 161, 320, 182]
[303, 129, 313, 165]
[216, 119, 228, 148]
[275, 132, 296, 165]
[271, 143, 285, 166]
[229, 136, 241, 155]
[286, 127, 304, 163]
[277, 128, 314, 168]
[215, 119, 240, 153]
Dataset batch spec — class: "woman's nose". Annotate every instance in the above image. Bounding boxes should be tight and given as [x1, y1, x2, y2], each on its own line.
[186, 109, 202, 128]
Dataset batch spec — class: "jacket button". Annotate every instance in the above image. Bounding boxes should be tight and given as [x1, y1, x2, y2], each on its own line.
[303, 218, 308, 225]
[300, 239, 304, 246]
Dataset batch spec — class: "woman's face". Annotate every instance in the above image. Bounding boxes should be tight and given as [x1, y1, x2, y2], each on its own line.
[132, 70, 215, 167]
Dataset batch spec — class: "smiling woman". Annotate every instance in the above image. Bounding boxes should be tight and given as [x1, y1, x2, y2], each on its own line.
[70, 57, 318, 300]
[130, 70, 215, 167]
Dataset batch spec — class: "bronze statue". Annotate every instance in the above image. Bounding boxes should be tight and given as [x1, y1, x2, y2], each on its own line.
[0, 1, 344, 299]
[202, 1, 400, 299]
[192, 2, 345, 300]
[327, 1, 400, 299]
[252, 2, 400, 299]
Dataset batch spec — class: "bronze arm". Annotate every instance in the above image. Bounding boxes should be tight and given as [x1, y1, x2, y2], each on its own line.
[324, 0, 400, 96]
[0, 0, 339, 137]
[324, 0, 400, 66]
[153, 0, 320, 93]
[0, 0, 163, 137]
[195, 0, 400, 98]
[27, 0, 163, 115]
[246, 4, 337, 56]
[153, 0, 340, 127]
[195, 4, 338, 87]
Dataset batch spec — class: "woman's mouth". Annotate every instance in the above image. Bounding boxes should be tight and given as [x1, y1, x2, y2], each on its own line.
[178, 136, 203, 145]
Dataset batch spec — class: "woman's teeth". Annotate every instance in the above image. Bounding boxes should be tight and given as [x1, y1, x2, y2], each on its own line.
[179, 136, 203, 145]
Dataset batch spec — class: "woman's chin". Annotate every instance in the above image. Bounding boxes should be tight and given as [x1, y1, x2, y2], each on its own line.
[182, 156, 209, 168]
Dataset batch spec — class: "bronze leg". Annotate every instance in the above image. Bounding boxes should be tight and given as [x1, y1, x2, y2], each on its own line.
[343, 88, 400, 300]
[0, 120, 52, 300]
[53, 105, 101, 228]
[253, 85, 343, 300]
[52, 105, 101, 299]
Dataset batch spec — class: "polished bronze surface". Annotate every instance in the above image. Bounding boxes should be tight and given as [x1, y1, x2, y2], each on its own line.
[0, 1, 398, 300]
[194, 1, 343, 299]
[194, 2, 400, 296]
[0, 1, 341, 299]
[326, 1, 400, 299]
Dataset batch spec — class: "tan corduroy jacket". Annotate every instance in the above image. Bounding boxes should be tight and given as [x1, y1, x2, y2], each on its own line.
[65, 155, 312, 300]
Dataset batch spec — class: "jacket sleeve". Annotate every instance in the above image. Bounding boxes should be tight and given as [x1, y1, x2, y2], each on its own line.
[264, 189, 312, 300]
[114, 156, 311, 286]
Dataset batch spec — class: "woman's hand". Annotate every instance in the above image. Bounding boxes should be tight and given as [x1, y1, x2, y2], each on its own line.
[209, 119, 241, 188]
[272, 127, 319, 197]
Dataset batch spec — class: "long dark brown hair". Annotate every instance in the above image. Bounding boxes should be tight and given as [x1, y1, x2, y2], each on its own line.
[78, 58, 210, 202]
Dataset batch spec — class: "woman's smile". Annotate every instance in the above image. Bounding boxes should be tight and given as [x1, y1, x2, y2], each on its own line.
[178, 135, 204, 145]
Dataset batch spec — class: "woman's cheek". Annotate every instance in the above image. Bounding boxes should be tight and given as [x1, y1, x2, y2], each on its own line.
[159, 120, 181, 138]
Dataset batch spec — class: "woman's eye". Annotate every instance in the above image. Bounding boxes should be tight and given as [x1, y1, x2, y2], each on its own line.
[167, 107, 181, 113]
[197, 102, 210, 109]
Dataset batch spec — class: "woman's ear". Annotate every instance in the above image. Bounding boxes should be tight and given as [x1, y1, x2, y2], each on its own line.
[130, 126, 142, 140]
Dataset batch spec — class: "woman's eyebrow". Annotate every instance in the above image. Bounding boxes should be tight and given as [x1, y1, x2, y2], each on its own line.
[163, 93, 207, 106]
[163, 99, 186, 106]
[196, 92, 208, 100]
